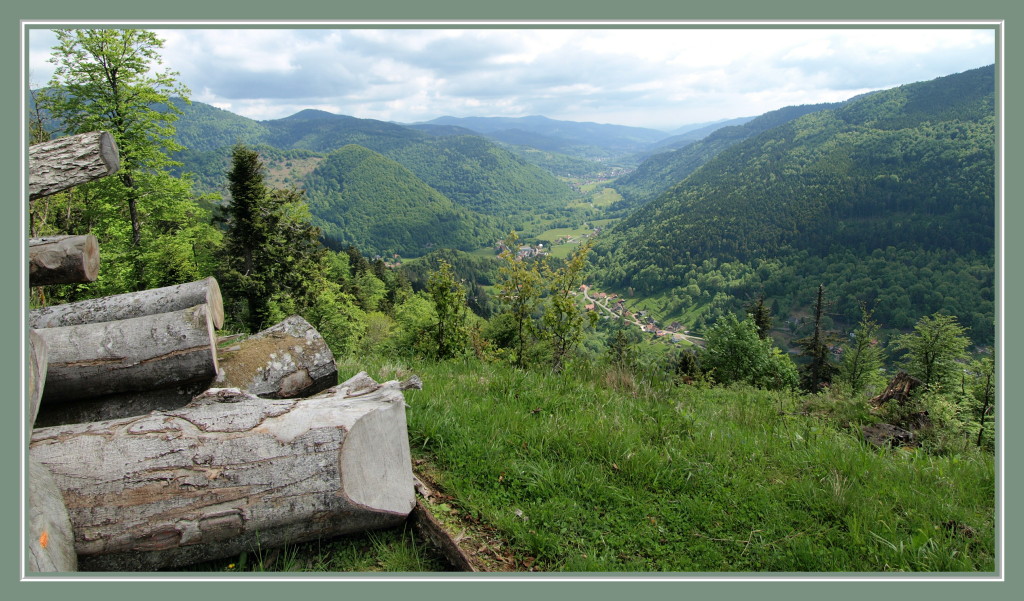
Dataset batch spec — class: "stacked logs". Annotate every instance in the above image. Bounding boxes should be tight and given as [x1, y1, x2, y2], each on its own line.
[26, 132, 417, 573]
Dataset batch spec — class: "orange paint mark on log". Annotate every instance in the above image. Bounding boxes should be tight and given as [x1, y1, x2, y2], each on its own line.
[40, 530, 49, 548]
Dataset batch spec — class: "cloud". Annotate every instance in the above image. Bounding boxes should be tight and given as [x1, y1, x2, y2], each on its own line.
[27, 26, 996, 129]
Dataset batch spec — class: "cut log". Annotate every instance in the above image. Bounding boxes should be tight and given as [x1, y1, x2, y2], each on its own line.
[32, 381, 209, 428]
[35, 304, 218, 403]
[28, 330, 47, 428]
[30, 277, 224, 330]
[28, 457, 77, 573]
[29, 131, 120, 200]
[29, 373, 416, 571]
[215, 315, 337, 399]
[29, 235, 99, 286]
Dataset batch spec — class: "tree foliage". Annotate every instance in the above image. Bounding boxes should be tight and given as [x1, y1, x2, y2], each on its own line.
[424, 260, 469, 360]
[540, 240, 595, 372]
[837, 306, 886, 396]
[891, 312, 972, 391]
[700, 313, 798, 391]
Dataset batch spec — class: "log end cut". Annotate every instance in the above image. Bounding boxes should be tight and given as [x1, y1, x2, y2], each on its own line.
[28, 458, 77, 573]
[341, 393, 416, 515]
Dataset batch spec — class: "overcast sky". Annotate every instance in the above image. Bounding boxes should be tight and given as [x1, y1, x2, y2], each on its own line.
[26, 26, 996, 131]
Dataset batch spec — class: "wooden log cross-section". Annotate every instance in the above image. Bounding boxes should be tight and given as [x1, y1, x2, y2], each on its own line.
[30, 277, 224, 330]
[215, 315, 337, 399]
[29, 131, 120, 201]
[29, 235, 99, 286]
[29, 373, 417, 571]
[28, 458, 77, 573]
[34, 304, 219, 404]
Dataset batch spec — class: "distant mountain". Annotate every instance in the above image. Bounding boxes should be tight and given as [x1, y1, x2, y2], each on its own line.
[167, 103, 575, 240]
[302, 145, 504, 257]
[422, 115, 670, 159]
[596, 65, 996, 341]
[648, 116, 757, 153]
[611, 103, 846, 211]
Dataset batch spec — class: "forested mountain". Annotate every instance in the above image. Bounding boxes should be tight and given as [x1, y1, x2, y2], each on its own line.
[165, 103, 575, 236]
[302, 145, 504, 257]
[382, 135, 574, 218]
[595, 65, 996, 342]
[422, 115, 669, 159]
[644, 116, 757, 154]
[612, 102, 844, 210]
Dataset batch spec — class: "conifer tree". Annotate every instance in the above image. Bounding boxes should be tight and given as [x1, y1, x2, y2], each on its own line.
[220, 144, 323, 332]
[838, 306, 886, 395]
[798, 284, 839, 392]
[746, 293, 773, 340]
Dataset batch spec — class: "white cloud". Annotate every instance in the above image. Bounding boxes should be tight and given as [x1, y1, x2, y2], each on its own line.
[27, 26, 996, 129]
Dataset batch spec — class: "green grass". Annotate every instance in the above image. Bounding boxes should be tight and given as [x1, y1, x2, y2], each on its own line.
[339, 356, 995, 573]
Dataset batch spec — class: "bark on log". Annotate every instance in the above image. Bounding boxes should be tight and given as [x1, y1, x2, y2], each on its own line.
[215, 315, 337, 399]
[29, 373, 416, 571]
[29, 131, 120, 201]
[35, 304, 219, 404]
[28, 457, 77, 573]
[30, 277, 224, 330]
[33, 381, 209, 428]
[29, 235, 99, 286]
[28, 330, 47, 428]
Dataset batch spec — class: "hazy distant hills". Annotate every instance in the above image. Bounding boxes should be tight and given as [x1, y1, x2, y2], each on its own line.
[612, 103, 844, 210]
[595, 65, 996, 339]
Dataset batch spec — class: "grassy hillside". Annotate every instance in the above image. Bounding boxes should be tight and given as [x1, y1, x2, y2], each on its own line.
[349, 356, 993, 572]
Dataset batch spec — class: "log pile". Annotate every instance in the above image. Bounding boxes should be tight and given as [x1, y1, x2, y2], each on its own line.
[26, 133, 418, 573]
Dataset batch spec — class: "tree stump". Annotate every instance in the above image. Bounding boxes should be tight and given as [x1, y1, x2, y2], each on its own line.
[30, 277, 224, 330]
[35, 304, 219, 403]
[29, 373, 416, 571]
[29, 235, 99, 286]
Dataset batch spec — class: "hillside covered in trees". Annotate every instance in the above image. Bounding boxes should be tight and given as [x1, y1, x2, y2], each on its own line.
[303, 145, 504, 256]
[594, 65, 996, 343]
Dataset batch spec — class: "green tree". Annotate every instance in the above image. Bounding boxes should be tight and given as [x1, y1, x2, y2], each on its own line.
[40, 29, 191, 248]
[798, 284, 839, 392]
[701, 313, 798, 391]
[892, 312, 972, 390]
[540, 240, 594, 372]
[838, 306, 887, 396]
[220, 144, 324, 332]
[425, 260, 469, 360]
[745, 293, 773, 340]
[496, 232, 544, 368]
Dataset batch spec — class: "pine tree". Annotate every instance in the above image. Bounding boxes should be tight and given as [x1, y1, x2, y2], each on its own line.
[838, 306, 886, 396]
[798, 284, 839, 392]
[220, 145, 323, 332]
[745, 293, 773, 340]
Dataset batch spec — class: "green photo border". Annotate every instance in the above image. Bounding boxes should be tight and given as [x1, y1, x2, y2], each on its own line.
[3, 1, 1015, 598]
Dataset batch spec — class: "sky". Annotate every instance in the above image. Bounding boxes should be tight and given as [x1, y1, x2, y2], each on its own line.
[26, 26, 996, 132]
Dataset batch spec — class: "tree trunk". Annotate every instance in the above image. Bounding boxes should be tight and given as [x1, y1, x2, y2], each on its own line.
[32, 381, 209, 428]
[35, 304, 219, 404]
[29, 373, 416, 571]
[215, 315, 337, 399]
[28, 131, 120, 201]
[30, 277, 224, 330]
[29, 235, 100, 286]
[28, 330, 47, 428]
[28, 458, 78, 572]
